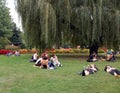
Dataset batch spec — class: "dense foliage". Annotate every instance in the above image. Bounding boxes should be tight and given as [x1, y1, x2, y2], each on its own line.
[0, 0, 12, 49]
[10, 26, 22, 46]
[0, 0, 12, 37]
[0, 0, 25, 49]
[16, 0, 120, 54]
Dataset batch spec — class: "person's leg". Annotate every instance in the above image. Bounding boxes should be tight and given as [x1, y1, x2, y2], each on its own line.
[48, 61, 52, 67]
[79, 70, 86, 76]
[35, 58, 42, 64]
[33, 60, 37, 62]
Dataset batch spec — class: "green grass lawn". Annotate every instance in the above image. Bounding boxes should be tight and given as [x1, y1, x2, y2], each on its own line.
[0, 54, 120, 93]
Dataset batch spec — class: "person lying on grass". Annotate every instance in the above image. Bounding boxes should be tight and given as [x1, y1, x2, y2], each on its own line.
[104, 65, 120, 78]
[78, 64, 98, 76]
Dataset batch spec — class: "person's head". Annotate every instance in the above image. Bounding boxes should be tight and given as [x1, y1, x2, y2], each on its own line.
[51, 54, 56, 58]
[104, 65, 112, 72]
[34, 51, 38, 54]
[44, 51, 48, 54]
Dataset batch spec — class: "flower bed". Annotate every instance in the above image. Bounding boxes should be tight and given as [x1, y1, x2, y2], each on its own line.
[0, 48, 107, 55]
[0, 49, 12, 55]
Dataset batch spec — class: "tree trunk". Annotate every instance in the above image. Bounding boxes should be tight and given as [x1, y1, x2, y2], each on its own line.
[89, 42, 99, 56]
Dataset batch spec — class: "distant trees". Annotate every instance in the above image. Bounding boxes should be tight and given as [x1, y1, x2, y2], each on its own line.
[0, 0, 25, 49]
[0, 0, 12, 49]
[16, 0, 120, 54]
[10, 26, 22, 46]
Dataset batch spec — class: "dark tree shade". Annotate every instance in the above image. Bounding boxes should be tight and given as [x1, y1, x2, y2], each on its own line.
[10, 27, 22, 46]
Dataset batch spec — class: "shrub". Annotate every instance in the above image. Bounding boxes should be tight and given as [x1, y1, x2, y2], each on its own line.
[53, 48, 74, 53]
[19, 49, 28, 54]
[49, 49, 56, 53]
[80, 49, 89, 53]
[72, 49, 80, 53]
[98, 49, 106, 53]
[5, 45, 20, 50]
[0, 37, 10, 49]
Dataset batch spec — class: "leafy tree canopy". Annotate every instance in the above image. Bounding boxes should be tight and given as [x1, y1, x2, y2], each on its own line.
[16, 0, 120, 54]
[0, 0, 13, 38]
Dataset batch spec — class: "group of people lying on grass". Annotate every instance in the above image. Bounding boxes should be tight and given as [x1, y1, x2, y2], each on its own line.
[78, 64, 120, 78]
[30, 51, 62, 69]
[87, 51, 115, 62]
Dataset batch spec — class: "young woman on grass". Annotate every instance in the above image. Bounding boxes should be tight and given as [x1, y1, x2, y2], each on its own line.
[78, 64, 98, 76]
[30, 51, 38, 62]
[104, 65, 120, 78]
[50, 54, 62, 67]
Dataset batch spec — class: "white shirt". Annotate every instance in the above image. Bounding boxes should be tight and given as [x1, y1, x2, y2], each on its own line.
[33, 53, 37, 60]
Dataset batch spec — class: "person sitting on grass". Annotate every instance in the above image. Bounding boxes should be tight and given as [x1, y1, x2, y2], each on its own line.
[106, 51, 115, 62]
[6, 51, 12, 56]
[50, 54, 62, 67]
[30, 51, 38, 62]
[15, 50, 20, 56]
[104, 65, 120, 78]
[33, 51, 49, 67]
[87, 52, 98, 62]
[34, 56, 55, 69]
[34, 56, 42, 67]
[41, 51, 49, 60]
[40, 57, 49, 69]
[33, 51, 52, 69]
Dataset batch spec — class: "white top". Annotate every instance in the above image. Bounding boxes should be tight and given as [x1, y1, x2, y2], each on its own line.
[15, 51, 20, 56]
[33, 53, 38, 60]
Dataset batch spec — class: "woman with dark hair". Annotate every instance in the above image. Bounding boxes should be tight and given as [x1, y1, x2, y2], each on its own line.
[78, 64, 98, 76]
[50, 54, 62, 67]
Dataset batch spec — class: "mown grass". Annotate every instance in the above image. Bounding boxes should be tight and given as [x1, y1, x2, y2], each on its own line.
[0, 54, 120, 93]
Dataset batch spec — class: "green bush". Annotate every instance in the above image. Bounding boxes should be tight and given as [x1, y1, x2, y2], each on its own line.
[0, 37, 10, 49]
[5, 45, 20, 50]
[98, 49, 106, 53]
[80, 49, 89, 53]
[72, 49, 80, 53]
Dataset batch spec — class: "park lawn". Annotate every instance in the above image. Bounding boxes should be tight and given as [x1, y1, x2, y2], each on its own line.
[0, 54, 120, 93]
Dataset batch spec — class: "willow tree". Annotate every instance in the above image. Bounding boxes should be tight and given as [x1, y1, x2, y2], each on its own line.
[15, 0, 120, 55]
[44, 0, 72, 48]
[15, 0, 56, 53]
[70, 0, 120, 54]
[15, 0, 72, 51]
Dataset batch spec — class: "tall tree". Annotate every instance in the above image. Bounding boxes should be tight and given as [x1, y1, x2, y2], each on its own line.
[0, 0, 13, 49]
[71, 0, 120, 54]
[16, 0, 120, 55]
[10, 25, 22, 46]
[16, 0, 56, 53]
[0, 0, 12, 38]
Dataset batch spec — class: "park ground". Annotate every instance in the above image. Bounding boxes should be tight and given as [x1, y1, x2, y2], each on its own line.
[0, 54, 120, 93]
